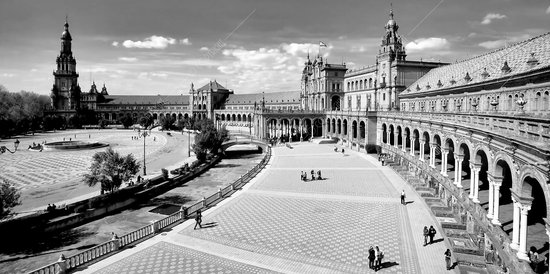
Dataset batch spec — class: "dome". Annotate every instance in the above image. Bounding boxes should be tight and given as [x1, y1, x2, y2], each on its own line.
[61, 21, 72, 40]
[386, 19, 396, 28]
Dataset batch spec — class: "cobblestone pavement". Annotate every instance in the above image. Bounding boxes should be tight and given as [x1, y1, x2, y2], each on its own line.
[83, 142, 451, 274]
[0, 130, 166, 192]
[93, 241, 275, 274]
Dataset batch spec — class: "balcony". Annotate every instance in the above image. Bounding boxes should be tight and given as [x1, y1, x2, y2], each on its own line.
[378, 111, 550, 149]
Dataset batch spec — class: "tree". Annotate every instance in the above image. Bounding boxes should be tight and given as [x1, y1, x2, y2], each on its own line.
[0, 179, 21, 220]
[119, 115, 134, 129]
[0, 86, 49, 137]
[159, 116, 174, 130]
[83, 148, 140, 194]
[98, 118, 109, 129]
[139, 114, 154, 129]
[192, 119, 229, 161]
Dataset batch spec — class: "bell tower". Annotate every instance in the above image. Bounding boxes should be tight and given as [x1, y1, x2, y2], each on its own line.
[51, 17, 80, 111]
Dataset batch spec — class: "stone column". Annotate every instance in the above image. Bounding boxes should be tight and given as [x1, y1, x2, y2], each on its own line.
[419, 139, 425, 161]
[430, 143, 437, 168]
[487, 179, 494, 219]
[491, 177, 503, 226]
[441, 148, 449, 177]
[455, 154, 464, 188]
[299, 120, 303, 141]
[401, 131, 407, 152]
[510, 197, 520, 250]
[517, 204, 532, 261]
[410, 137, 416, 156]
[394, 132, 399, 149]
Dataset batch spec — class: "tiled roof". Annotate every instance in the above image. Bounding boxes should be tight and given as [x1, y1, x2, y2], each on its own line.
[196, 80, 229, 92]
[225, 91, 300, 105]
[102, 95, 189, 105]
[407, 32, 550, 94]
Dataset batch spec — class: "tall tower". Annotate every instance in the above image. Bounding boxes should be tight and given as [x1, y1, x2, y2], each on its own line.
[376, 6, 406, 110]
[51, 18, 80, 111]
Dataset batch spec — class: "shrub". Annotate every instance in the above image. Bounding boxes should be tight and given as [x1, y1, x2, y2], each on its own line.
[365, 144, 381, 154]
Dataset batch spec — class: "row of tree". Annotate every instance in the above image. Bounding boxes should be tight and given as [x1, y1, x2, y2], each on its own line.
[0, 85, 50, 138]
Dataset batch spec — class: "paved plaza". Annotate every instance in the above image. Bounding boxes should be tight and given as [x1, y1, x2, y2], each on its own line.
[0, 129, 189, 212]
[80, 142, 453, 274]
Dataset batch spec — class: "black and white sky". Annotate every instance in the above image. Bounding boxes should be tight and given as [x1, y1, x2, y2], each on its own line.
[1, 0, 549, 95]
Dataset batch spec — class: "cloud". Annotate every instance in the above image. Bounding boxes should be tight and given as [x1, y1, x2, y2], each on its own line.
[547, 5, 550, 14]
[112, 41, 119, 47]
[121, 35, 177, 49]
[216, 43, 328, 92]
[30, 68, 38, 72]
[118, 57, 138, 62]
[281, 43, 316, 56]
[406, 37, 450, 53]
[1, 73, 15, 78]
[478, 34, 530, 49]
[200, 47, 209, 51]
[138, 72, 169, 80]
[481, 13, 507, 25]
[180, 38, 191, 45]
[338, 35, 347, 40]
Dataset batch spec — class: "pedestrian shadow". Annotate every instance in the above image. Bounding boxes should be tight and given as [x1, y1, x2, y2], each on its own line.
[431, 238, 444, 244]
[201, 222, 218, 229]
[405, 201, 415, 205]
[380, 261, 399, 270]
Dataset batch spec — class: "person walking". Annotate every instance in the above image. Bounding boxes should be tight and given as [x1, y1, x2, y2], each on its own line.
[429, 225, 437, 244]
[317, 170, 322, 180]
[368, 246, 375, 269]
[423, 226, 429, 246]
[311, 170, 315, 181]
[444, 249, 452, 270]
[400, 190, 406, 205]
[194, 210, 202, 230]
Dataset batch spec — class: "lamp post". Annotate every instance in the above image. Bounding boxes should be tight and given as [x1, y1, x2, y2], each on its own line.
[187, 129, 191, 157]
[0, 139, 20, 154]
[139, 131, 148, 175]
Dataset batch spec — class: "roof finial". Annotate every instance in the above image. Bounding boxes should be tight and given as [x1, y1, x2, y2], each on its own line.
[64, 14, 69, 29]
[389, 3, 394, 19]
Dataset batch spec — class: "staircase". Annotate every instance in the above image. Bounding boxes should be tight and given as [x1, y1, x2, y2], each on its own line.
[388, 161, 489, 273]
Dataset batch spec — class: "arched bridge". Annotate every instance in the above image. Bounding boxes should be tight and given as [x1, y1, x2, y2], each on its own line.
[222, 134, 268, 151]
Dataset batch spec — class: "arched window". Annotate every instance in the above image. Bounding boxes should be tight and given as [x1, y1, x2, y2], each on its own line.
[536, 92, 542, 111]
[347, 82, 350, 91]
[359, 80, 363, 90]
[369, 78, 373, 89]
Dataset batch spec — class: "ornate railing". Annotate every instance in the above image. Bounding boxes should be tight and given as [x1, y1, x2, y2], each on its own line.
[28, 144, 272, 274]
[379, 111, 550, 147]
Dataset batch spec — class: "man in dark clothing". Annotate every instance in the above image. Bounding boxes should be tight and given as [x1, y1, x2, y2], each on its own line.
[428, 225, 437, 244]
[194, 210, 202, 230]
[311, 170, 315, 180]
[368, 246, 375, 269]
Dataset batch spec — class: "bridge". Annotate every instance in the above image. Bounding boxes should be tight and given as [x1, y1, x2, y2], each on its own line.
[222, 134, 267, 152]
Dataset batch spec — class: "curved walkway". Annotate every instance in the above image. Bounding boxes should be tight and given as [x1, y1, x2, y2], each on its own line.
[78, 142, 454, 273]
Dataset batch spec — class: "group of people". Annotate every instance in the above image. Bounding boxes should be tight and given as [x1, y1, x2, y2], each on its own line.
[300, 170, 322, 181]
[423, 225, 438, 246]
[367, 246, 384, 271]
[333, 146, 345, 155]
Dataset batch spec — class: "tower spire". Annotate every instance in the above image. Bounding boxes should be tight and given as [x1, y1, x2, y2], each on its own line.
[389, 3, 393, 19]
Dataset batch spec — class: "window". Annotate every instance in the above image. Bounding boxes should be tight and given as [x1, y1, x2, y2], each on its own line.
[383, 93, 386, 101]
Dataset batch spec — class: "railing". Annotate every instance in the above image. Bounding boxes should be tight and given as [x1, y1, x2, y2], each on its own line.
[28, 146, 272, 274]
[380, 143, 531, 273]
[379, 111, 550, 147]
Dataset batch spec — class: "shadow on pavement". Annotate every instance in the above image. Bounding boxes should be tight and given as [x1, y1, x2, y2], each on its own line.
[380, 261, 399, 270]
[0, 227, 97, 257]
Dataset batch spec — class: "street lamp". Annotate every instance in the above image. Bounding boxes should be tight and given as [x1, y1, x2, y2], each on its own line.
[0, 139, 20, 154]
[139, 132, 148, 175]
[187, 128, 191, 157]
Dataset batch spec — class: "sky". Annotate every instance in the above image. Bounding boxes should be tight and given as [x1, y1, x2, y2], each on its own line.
[0, 0, 549, 96]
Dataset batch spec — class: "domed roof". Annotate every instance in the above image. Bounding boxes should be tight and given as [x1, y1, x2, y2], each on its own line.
[61, 20, 72, 40]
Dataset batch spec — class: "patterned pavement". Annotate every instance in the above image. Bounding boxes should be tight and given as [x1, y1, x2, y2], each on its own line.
[83, 142, 450, 274]
[0, 130, 167, 192]
[93, 241, 274, 274]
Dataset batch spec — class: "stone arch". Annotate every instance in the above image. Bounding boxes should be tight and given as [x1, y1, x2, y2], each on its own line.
[493, 151, 517, 186]
[389, 124, 395, 145]
[343, 119, 348, 136]
[337, 119, 342, 134]
[312, 118, 323, 137]
[352, 120, 358, 138]
[404, 127, 411, 150]
[396, 125, 403, 147]
[359, 121, 366, 139]
[331, 118, 336, 134]
[326, 118, 331, 133]
[232, 114, 236, 121]
[382, 123, 388, 143]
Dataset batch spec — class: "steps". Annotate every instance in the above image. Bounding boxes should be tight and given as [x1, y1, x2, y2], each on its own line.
[388, 163, 489, 273]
